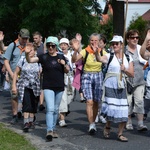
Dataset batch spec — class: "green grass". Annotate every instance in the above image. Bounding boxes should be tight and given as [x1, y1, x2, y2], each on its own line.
[0, 123, 36, 150]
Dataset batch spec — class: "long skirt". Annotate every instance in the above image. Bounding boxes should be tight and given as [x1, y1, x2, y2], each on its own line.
[101, 77, 128, 123]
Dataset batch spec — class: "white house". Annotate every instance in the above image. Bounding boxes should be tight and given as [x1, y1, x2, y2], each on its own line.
[99, 0, 150, 27]
[125, 0, 150, 27]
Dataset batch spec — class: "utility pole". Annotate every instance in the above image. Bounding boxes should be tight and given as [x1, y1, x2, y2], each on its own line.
[111, 0, 124, 36]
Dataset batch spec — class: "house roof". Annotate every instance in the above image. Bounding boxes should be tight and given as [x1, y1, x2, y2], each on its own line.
[124, 0, 150, 2]
[138, 0, 150, 2]
[142, 9, 150, 21]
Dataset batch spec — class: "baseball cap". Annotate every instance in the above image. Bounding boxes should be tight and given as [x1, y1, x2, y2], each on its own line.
[59, 38, 70, 46]
[19, 28, 30, 38]
[46, 36, 59, 46]
[110, 35, 123, 43]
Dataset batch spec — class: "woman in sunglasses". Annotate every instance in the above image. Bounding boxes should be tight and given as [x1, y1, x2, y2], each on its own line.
[94, 35, 134, 142]
[25, 36, 70, 141]
[125, 29, 148, 132]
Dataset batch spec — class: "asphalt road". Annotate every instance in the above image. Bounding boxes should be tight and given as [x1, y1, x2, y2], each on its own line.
[0, 90, 150, 150]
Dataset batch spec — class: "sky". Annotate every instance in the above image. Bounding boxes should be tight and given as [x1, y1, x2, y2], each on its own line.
[98, 0, 106, 10]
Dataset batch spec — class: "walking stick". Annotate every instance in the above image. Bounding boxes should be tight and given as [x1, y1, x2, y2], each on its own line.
[120, 0, 129, 81]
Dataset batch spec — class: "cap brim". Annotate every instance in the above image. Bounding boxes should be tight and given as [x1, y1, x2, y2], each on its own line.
[21, 36, 30, 38]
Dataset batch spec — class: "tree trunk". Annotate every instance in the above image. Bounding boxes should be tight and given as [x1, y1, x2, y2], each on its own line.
[112, 0, 124, 36]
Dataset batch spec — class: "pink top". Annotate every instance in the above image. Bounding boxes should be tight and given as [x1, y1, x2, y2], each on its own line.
[72, 59, 83, 90]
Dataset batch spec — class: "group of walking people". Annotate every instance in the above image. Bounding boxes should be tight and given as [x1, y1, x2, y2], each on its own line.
[71, 28, 150, 142]
[0, 27, 150, 142]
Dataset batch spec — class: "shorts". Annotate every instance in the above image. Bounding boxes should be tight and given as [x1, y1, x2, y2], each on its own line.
[127, 85, 145, 114]
[81, 71, 103, 102]
[22, 88, 39, 113]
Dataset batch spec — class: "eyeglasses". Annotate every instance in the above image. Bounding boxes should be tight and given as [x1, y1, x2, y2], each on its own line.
[111, 42, 119, 46]
[46, 44, 56, 49]
[129, 36, 139, 40]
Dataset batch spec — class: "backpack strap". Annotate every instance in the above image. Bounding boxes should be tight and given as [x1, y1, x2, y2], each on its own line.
[104, 52, 114, 76]
[125, 53, 130, 62]
[82, 50, 89, 71]
[22, 57, 26, 67]
[10, 42, 16, 61]
[100, 50, 106, 71]
[12, 42, 16, 53]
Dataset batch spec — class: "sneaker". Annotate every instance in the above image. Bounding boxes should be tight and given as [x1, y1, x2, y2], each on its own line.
[53, 131, 59, 138]
[143, 114, 147, 121]
[126, 123, 134, 130]
[23, 122, 30, 132]
[131, 113, 136, 118]
[137, 125, 148, 131]
[88, 123, 97, 135]
[59, 120, 67, 127]
[46, 131, 53, 141]
[10, 116, 18, 125]
[17, 112, 22, 119]
[0, 88, 3, 92]
[99, 116, 107, 124]
[80, 97, 86, 103]
[29, 122, 35, 129]
[33, 115, 36, 122]
[95, 115, 99, 123]
[39, 104, 45, 111]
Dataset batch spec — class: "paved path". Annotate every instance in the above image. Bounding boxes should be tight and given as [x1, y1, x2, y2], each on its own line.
[0, 90, 150, 150]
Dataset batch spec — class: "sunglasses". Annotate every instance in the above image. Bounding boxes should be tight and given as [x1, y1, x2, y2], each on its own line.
[129, 36, 139, 40]
[111, 42, 119, 46]
[46, 44, 56, 49]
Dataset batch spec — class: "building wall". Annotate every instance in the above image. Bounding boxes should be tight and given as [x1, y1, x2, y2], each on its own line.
[125, 3, 150, 27]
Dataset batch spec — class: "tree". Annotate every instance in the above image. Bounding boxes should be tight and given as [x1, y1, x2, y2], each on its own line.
[127, 14, 148, 44]
[0, 0, 22, 44]
[97, 14, 113, 45]
[0, 0, 102, 45]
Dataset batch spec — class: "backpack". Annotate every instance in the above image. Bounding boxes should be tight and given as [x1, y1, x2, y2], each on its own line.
[103, 52, 130, 78]
[10, 39, 26, 60]
[143, 62, 150, 81]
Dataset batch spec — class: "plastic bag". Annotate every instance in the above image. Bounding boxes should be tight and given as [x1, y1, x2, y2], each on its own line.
[144, 67, 150, 81]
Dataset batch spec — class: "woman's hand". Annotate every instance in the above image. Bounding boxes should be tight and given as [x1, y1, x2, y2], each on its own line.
[70, 39, 80, 52]
[25, 46, 31, 53]
[120, 64, 126, 72]
[146, 29, 150, 41]
[0, 31, 4, 41]
[58, 59, 66, 65]
[146, 30, 150, 51]
[75, 33, 82, 42]
[12, 85, 17, 95]
[91, 42, 99, 53]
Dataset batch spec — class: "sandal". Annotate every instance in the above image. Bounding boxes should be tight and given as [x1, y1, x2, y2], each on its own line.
[118, 135, 128, 142]
[103, 126, 111, 139]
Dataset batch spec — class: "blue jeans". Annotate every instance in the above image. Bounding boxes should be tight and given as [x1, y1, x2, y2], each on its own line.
[44, 89, 63, 132]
